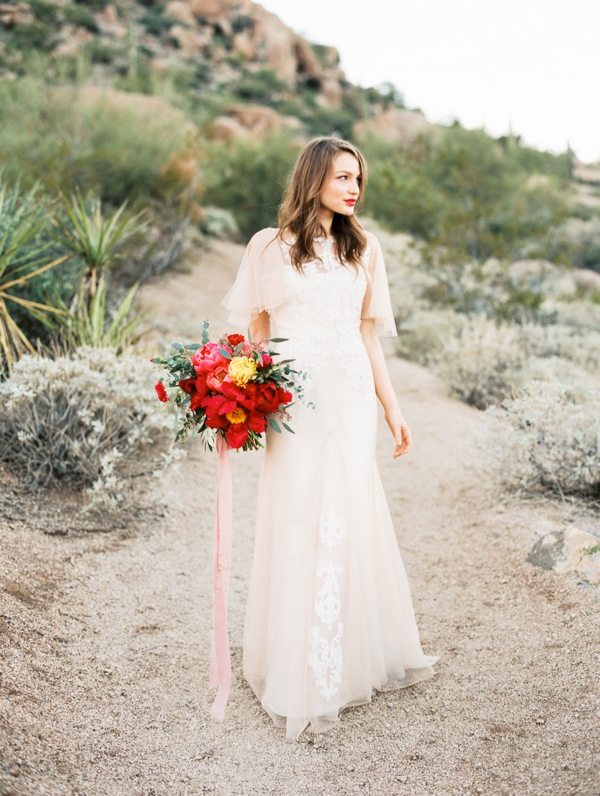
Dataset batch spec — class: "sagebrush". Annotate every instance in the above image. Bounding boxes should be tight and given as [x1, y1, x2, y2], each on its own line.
[0, 348, 173, 508]
[484, 382, 600, 502]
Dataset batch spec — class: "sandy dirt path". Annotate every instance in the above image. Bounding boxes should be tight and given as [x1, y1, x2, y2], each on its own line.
[1, 240, 599, 796]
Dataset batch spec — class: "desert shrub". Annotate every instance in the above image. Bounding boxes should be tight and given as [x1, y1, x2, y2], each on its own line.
[522, 322, 600, 375]
[548, 217, 600, 272]
[362, 125, 571, 262]
[233, 68, 288, 103]
[0, 349, 171, 507]
[484, 382, 600, 502]
[143, 7, 176, 36]
[395, 309, 464, 365]
[0, 79, 189, 204]
[198, 206, 238, 239]
[64, 5, 99, 32]
[29, 0, 59, 25]
[202, 135, 299, 239]
[436, 317, 527, 409]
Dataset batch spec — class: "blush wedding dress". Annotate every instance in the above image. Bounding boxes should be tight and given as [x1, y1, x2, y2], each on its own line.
[223, 228, 437, 740]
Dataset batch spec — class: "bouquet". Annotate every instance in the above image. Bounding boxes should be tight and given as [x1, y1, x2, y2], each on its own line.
[152, 321, 305, 451]
[151, 322, 307, 721]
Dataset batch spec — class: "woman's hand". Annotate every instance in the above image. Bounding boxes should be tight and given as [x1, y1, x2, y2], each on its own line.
[386, 411, 413, 458]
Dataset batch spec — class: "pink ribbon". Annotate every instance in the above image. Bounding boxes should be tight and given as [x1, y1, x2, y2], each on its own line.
[209, 434, 233, 720]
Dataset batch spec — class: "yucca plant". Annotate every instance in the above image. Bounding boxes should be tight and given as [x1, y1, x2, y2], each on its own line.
[0, 182, 70, 373]
[52, 276, 148, 354]
[51, 190, 146, 297]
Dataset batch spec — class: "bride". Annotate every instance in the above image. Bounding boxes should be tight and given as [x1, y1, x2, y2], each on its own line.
[223, 136, 437, 740]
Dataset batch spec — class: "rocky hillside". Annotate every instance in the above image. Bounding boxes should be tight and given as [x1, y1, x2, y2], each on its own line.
[0, 0, 431, 141]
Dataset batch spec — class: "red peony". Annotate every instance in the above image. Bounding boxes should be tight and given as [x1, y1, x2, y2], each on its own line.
[227, 333, 245, 347]
[191, 342, 231, 374]
[155, 381, 169, 402]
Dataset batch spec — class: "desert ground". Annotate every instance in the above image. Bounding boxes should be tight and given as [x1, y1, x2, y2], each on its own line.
[1, 239, 599, 796]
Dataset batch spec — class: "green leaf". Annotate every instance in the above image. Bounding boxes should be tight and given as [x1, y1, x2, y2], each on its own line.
[270, 338, 288, 343]
[218, 347, 232, 359]
[282, 422, 295, 434]
[268, 418, 281, 433]
[172, 342, 184, 352]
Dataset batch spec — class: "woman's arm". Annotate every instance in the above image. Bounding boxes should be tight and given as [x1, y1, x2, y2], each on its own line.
[360, 318, 413, 458]
[249, 311, 271, 344]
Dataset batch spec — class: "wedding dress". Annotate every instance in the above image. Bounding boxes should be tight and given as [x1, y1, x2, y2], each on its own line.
[223, 228, 437, 740]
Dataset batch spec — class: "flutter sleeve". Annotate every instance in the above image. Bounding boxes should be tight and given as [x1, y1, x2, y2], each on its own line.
[222, 228, 287, 328]
[361, 232, 397, 337]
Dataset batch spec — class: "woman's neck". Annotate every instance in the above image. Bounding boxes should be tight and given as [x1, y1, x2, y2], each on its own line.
[317, 208, 334, 237]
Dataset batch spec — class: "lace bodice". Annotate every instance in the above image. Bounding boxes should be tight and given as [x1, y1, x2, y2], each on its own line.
[273, 237, 376, 406]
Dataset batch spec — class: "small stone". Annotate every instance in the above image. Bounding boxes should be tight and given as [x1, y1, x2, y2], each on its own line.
[397, 775, 408, 783]
[347, 765, 355, 772]
[9, 766, 20, 777]
[536, 718, 545, 724]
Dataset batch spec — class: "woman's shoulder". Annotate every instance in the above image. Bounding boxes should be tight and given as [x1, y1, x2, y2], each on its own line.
[361, 228, 380, 248]
[248, 227, 280, 248]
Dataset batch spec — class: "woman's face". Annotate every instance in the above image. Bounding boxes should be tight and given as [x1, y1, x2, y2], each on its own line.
[319, 152, 361, 217]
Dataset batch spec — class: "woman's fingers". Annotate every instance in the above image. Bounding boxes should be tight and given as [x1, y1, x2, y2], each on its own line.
[393, 424, 413, 458]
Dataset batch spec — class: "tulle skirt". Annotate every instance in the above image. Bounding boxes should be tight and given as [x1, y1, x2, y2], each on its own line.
[243, 360, 437, 740]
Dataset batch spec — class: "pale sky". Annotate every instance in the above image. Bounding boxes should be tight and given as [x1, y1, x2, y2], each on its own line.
[260, 0, 600, 163]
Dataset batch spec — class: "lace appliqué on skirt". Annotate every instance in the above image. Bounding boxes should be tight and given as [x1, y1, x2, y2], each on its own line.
[308, 504, 346, 701]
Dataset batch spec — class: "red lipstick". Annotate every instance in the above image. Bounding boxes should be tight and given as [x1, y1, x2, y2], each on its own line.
[344, 199, 357, 206]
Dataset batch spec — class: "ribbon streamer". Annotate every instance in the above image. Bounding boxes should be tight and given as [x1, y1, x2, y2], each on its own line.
[209, 434, 233, 720]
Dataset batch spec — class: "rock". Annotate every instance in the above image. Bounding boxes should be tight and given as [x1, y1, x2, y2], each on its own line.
[294, 38, 322, 80]
[528, 528, 600, 585]
[232, 31, 255, 60]
[169, 24, 209, 53]
[317, 77, 342, 109]
[211, 115, 248, 141]
[52, 26, 95, 58]
[164, 0, 198, 27]
[252, 7, 297, 84]
[0, 2, 33, 29]
[94, 3, 125, 37]
[573, 269, 600, 294]
[189, 0, 237, 20]
[353, 108, 433, 146]
[211, 104, 300, 140]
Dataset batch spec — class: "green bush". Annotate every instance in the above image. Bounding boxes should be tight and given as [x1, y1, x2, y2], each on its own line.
[233, 68, 288, 104]
[9, 22, 54, 51]
[362, 125, 571, 262]
[203, 135, 299, 239]
[29, 0, 59, 25]
[0, 79, 189, 205]
[64, 5, 99, 32]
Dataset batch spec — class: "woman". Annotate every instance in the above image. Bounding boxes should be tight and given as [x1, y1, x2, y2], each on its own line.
[223, 136, 437, 740]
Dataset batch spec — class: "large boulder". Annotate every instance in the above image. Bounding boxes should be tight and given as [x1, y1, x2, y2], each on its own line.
[169, 24, 209, 53]
[164, 0, 198, 27]
[0, 2, 33, 29]
[251, 6, 297, 85]
[353, 108, 433, 146]
[528, 527, 600, 586]
[211, 104, 301, 140]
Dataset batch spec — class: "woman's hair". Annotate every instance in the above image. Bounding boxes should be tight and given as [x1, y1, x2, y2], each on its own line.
[278, 136, 367, 271]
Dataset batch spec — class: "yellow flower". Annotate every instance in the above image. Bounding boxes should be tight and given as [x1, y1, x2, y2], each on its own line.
[228, 356, 257, 388]
[226, 407, 247, 424]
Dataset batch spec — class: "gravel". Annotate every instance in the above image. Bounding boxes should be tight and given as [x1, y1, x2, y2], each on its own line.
[1, 240, 599, 796]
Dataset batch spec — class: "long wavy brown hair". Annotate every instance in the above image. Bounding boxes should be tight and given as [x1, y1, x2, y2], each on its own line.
[278, 137, 367, 271]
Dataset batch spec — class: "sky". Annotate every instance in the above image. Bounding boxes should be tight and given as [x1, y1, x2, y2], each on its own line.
[260, 0, 600, 163]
